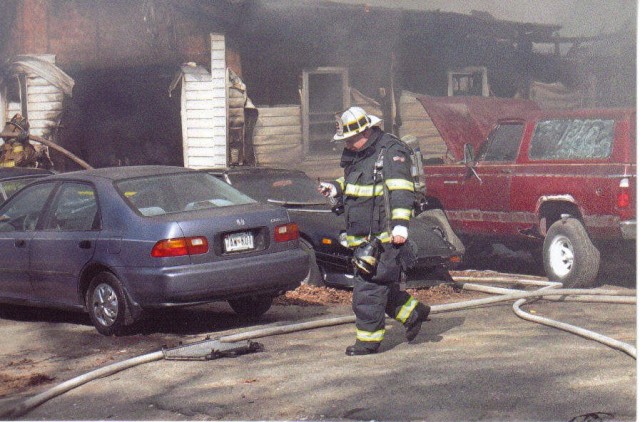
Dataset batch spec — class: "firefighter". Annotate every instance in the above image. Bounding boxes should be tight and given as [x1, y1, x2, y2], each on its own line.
[318, 106, 431, 356]
[0, 113, 38, 168]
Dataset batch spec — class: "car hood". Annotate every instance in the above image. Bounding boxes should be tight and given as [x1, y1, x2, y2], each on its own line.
[416, 95, 540, 160]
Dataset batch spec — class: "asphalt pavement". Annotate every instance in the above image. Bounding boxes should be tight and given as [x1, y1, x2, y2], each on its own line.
[2, 294, 635, 421]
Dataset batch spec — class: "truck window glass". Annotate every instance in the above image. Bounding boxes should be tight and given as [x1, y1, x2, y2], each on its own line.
[479, 123, 524, 162]
[529, 119, 614, 160]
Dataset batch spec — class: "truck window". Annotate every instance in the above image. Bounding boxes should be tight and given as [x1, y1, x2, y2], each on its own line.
[529, 119, 614, 160]
[479, 123, 524, 162]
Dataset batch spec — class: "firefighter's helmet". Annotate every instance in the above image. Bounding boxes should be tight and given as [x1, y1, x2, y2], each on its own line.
[0, 113, 30, 141]
[333, 106, 382, 141]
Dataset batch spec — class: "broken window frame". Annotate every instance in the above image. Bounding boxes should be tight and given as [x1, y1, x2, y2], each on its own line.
[447, 66, 489, 97]
[301, 67, 350, 156]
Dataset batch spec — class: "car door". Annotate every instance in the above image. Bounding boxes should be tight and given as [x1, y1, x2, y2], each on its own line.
[0, 182, 56, 299]
[461, 122, 525, 234]
[30, 182, 100, 306]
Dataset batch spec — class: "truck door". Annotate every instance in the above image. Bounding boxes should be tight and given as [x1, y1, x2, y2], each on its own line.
[461, 123, 525, 234]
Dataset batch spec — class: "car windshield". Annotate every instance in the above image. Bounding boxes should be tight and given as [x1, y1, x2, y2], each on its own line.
[229, 171, 329, 205]
[116, 172, 256, 216]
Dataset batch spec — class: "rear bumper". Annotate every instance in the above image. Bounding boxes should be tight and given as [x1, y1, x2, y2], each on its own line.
[620, 220, 636, 240]
[119, 249, 308, 307]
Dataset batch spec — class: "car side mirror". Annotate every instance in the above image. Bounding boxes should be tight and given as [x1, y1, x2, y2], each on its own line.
[462, 143, 482, 184]
[463, 143, 475, 165]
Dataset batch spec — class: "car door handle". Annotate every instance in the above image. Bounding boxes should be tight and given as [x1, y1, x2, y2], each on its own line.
[79, 240, 92, 249]
[14, 239, 26, 248]
[501, 169, 513, 174]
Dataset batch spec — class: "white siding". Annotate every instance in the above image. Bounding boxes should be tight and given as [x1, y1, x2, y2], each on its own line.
[25, 76, 64, 138]
[179, 34, 228, 169]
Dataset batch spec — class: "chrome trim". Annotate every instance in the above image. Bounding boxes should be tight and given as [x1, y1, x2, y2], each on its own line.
[620, 220, 636, 240]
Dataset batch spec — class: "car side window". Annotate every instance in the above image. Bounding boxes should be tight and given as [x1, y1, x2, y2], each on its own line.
[529, 119, 615, 160]
[45, 183, 99, 231]
[0, 182, 56, 232]
[0, 178, 40, 203]
[479, 123, 524, 162]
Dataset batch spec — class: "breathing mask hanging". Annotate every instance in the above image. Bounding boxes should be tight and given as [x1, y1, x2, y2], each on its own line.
[352, 236, 382, 276]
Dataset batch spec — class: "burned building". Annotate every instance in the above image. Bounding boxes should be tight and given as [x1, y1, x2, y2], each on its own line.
[0, 0, 635, 177]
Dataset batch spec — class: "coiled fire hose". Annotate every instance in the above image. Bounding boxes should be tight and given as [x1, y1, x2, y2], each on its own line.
[1, 274, 635, 419]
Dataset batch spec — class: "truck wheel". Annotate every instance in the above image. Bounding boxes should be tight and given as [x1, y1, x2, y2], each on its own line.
[229, 295, 273, 319]
[300, 238, 324, 286]
[543, 218, 600, 288]
[86, 272, 129, 336]
[417, 209, 465, 254]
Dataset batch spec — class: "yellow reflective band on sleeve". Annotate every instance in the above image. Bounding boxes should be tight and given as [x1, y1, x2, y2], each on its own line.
[344, 183, 384, 197]
[391, 208, 413, 221]
[346, 232, 391, 247]
[396, 297, 418, 323]
[356, 328, 385, 342]
[385, 179, 415, 191]
[336, 177, 345, 191]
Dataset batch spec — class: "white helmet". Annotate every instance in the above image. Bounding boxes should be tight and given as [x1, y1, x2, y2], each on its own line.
[333, 106, 382, 141]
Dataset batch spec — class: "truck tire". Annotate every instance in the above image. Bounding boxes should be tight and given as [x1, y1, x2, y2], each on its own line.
[416, 209, 465, 254]
[300, 238, 324, 286]
[543, 218, 600, 288]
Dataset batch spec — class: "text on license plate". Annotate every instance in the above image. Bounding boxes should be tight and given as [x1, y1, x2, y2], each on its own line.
[224, 231, 255, 252]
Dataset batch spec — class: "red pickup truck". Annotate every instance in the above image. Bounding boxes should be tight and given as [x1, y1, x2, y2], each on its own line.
[417, 95, 636, 287]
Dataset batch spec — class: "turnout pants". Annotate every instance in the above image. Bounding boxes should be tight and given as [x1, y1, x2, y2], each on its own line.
[352, 243, 421, 346]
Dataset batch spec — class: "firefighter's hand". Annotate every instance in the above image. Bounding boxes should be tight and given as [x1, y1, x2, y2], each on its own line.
[391, 226, 408, 245]
[318, 182, 337, 198]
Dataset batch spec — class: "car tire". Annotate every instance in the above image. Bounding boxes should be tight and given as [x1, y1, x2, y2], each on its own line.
[86, 272, 129, 336]
[300, 238, 324, 287]
[416, 209, 465, 254]
[228, 295, 273, 319]
[543, 218, 600, 288]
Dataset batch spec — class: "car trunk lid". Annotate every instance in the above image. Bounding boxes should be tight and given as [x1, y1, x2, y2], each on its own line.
[172, 202, 292, 264]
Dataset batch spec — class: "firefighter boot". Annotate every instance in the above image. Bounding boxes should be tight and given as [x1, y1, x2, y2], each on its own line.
[405, 303, 431, 342]
[345, 340, 380, 356]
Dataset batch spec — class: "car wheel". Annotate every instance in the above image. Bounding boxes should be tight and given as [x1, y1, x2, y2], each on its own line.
[416, 209, 465, 254]
[228, 295, 273, 319]
[300, 238, 324, 286]
[543, 218, 600, 288]
[86, 272, 129, 336]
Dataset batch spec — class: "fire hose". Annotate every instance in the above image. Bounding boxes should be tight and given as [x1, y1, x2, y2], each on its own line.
[1, 274, 635, 419]
[28, 134, 93, 170]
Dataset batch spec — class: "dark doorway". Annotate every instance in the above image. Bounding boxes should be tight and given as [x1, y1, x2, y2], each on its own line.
[59, 66, 183, 169]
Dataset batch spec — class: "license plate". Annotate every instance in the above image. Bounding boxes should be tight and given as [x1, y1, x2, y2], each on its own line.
[224, 231, 254, 252]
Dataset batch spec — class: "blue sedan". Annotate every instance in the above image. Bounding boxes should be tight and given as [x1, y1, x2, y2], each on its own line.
[0, 166, 308, 335]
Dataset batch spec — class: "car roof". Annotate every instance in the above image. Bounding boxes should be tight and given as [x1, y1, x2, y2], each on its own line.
[206, 166, 307, 177]
[0, 167, 54, 179]
[520, 107, 636, 121]
[52, 165, 198, 181]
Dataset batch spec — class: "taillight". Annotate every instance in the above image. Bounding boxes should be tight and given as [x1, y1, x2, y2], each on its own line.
[617, 178, 630, 208]
[274, 223, 299, 242]
[151, 236, 209, 257]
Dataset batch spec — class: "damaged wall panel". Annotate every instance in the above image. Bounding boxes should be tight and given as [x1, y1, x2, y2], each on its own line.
[398, 91, 447, 162]
[253, 106, 302, 166]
